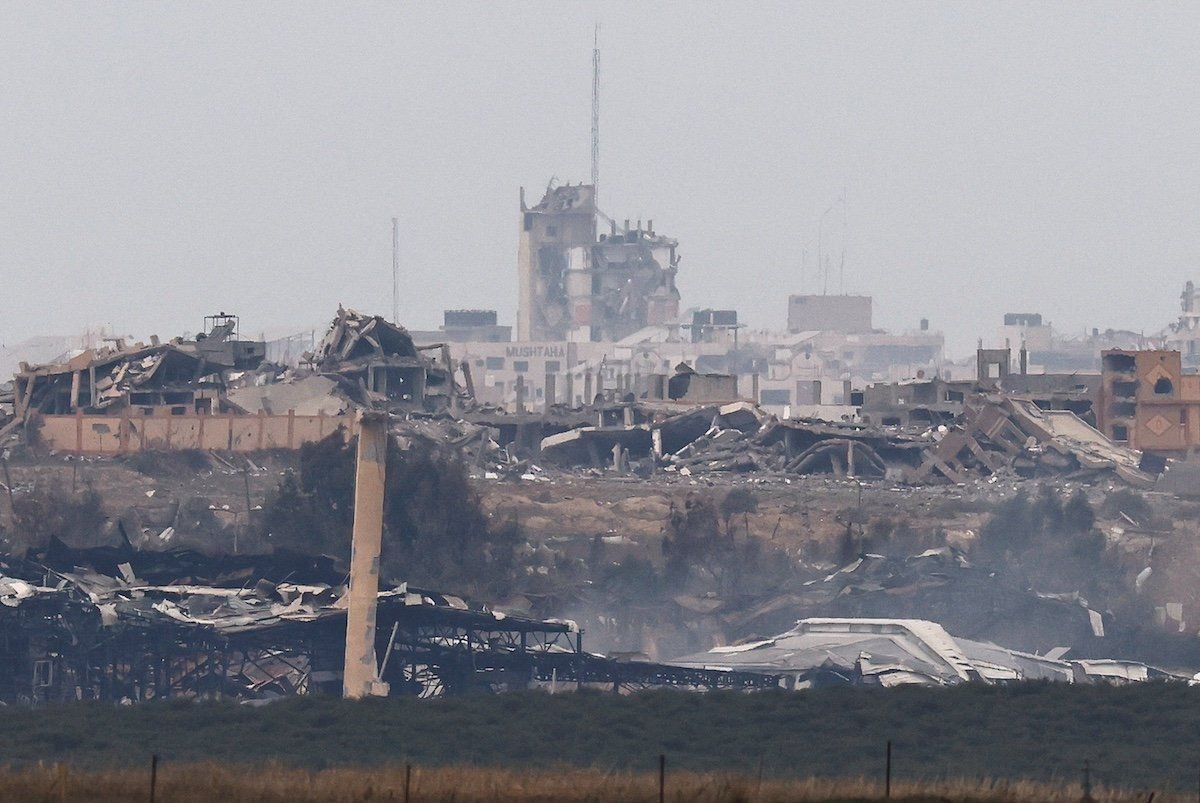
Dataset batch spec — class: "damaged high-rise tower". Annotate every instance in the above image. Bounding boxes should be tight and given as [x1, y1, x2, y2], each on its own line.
[517, 182, 681, 343]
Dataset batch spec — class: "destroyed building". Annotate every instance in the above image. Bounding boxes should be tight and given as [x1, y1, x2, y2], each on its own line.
[6, 308, 468, 455]
[0, 542, 772, 705]
[530, 377, 1152, 487]
[669, 618, 1181, 688]
[517, 182, 680, 343]
[11, 313, 264, 421]
[302, 306, 462, 412]
[860, 351, 1101, 429]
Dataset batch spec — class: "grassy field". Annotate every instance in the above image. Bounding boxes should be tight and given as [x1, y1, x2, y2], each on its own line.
[0, 763, 1169, 803]
[5, 684, 1200, 796]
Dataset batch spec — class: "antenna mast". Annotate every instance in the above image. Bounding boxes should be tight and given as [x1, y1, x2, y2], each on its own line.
[391, 217, 399, 324]
[591, 23, 601, 207]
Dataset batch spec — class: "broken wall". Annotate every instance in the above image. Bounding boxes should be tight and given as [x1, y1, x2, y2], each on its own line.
[34, 411, 354, 454]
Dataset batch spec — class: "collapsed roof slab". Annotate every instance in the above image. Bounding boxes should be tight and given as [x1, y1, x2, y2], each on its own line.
[645, 405, 720, 455]
[539, 426, 652, 467]
[227, 375, 349, 417]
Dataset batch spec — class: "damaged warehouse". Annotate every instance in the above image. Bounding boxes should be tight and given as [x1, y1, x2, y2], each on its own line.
[669, 618, 1182, 688]
[0, 541, 772, 704]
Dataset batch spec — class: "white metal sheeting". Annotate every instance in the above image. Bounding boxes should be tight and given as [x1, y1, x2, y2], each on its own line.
[668, 617, 1175, 687]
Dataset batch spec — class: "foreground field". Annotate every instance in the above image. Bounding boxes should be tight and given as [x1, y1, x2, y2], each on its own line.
[6, 684, 1200, 793]
[0, 764, 1168, 803]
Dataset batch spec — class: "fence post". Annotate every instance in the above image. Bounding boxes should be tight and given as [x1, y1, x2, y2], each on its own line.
[885, 740, 892, 799]
[149, 754, 159, 803]
[659, 753, 665, 803]
[404, 762, 411, 803]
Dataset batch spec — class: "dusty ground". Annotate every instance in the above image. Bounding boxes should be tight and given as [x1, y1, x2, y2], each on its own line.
[0, 450, 298, 550]
[0, 450, 1175, 568]
[5, 448, 1200, 664]
[480, 471, 1033, 563]
[2, 450, 998, 557]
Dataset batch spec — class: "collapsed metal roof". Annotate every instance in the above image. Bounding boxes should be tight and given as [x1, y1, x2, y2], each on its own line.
[668, 617, 1183, 688]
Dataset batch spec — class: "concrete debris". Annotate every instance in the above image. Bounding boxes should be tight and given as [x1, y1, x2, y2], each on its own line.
[303, 306, 468, 413]
[669, 617, 1184, 688]
[10, 313, 265, 423]
[227, 374, 349, 417]
[538, 426, 652, 468]
[911, 394, 1155, 487]
[532, 390, 1152, 487]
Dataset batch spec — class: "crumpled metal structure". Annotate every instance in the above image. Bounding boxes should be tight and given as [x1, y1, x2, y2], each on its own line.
[668, 617, 1183, 688]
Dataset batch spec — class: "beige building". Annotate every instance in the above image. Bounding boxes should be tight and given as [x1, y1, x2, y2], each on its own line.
[787, 294, 873, 334]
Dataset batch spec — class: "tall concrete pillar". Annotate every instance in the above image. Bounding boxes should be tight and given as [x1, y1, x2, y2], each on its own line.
[343, 412, 389, 699]
[565, 371, 575, 407]
[544, 373, 557, 408]
[584, 370, 593, 404]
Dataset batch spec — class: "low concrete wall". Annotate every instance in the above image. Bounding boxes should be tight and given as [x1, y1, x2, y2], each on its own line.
[35, 411, 355, 454]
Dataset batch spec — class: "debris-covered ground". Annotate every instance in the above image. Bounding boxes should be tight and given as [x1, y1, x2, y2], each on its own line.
[3, 308, 1200, 690]
[3, 432, 1200, 676]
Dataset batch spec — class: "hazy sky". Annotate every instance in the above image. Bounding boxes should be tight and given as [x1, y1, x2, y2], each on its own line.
[3, 2, 1199, 357]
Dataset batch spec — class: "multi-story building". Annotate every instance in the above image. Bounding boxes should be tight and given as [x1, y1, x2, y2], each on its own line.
[1099, 349, 1200, 455]
[516, 182, 680, 343]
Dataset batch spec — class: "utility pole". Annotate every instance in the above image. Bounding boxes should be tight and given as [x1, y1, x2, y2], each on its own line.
[592, 23, 601, 207]
[391, 217, 400, 324]
[343, 411, 390, 699]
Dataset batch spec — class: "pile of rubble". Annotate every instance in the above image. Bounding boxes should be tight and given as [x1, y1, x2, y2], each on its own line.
[536, 393, 1155, 487]
[298, 306, 468, 413]
[224, 307, 476, 419]
[0, 381, 13, 440]
[910, 394, 1156, 487]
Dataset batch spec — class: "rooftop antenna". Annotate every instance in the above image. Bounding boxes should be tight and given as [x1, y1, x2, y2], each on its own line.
[591, 23, 601, 208]
[839, 182, 847, 294]
[391, 217, 399, 324]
